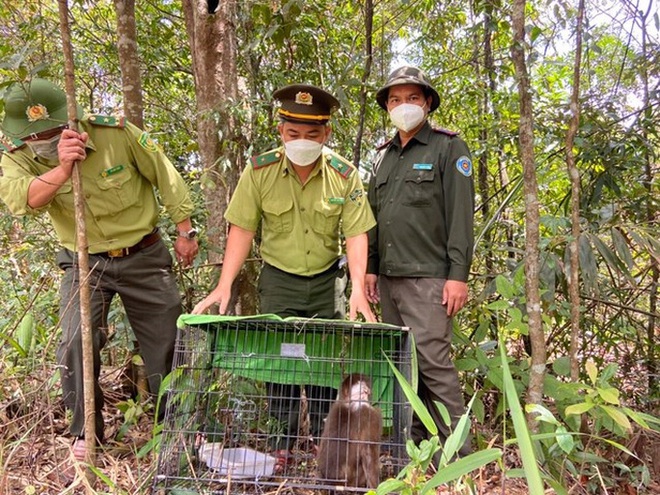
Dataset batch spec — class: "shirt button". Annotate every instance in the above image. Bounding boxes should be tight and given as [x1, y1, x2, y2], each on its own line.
[305, 229, 309, 234]
[399, 155, 404, 160]
[300, 207, 306, 212]
[395, 176, 400, 180]
[387, 269, 392, 274]
[389, 199, 394, 203]
[387, 242, 392, 247]
[306, 250, 311, 255]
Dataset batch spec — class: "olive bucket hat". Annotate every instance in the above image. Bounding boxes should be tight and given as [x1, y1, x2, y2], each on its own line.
[375, 66, 440, 112]
[1, 78, 83, 139]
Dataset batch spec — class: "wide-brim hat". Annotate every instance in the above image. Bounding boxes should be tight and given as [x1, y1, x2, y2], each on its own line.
[1, 78, 83, 139]
[376, 66, 440, 112]
[273, 84, 340, 124]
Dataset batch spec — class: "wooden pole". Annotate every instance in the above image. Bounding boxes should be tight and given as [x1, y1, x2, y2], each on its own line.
[56, 0, 97, 483]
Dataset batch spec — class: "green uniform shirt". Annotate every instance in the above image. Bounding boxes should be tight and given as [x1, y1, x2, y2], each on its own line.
[226, 146, 376, 276]
[0, 116, 194, 253]
[367, 122, 475, 281]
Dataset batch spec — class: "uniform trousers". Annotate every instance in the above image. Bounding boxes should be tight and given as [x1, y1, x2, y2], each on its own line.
[56, 239, 182, 442]
[379, 276, 471, 457]
[258, 261, 347, 450]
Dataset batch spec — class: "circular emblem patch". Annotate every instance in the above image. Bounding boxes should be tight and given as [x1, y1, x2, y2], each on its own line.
[26, 104, 49, 122]
[456, 156, 472, 177]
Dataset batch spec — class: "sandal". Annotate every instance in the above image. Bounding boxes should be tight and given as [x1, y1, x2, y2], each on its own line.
[72, 437, 88, 462]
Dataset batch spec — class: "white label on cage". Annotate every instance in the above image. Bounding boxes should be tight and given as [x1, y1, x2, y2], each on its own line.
[281, 343, 306, 357]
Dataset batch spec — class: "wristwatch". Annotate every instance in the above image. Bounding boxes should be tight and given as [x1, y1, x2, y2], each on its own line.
[177, 228, 198, 240]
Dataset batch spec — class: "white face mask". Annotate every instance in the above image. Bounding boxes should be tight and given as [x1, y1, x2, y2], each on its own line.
[389, 103, 426, 132]
[283, 139, 324, 167]
[27, 133, 61, 160]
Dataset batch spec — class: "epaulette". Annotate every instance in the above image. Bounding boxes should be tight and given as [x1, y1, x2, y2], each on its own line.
[432, 127, 459, 137]
[251, 148, 283, 169]
[326, 151, 354, 179]
[87, 115, 126, 128]
[0, 134, 24, 153]
[376, 137, 393, 151]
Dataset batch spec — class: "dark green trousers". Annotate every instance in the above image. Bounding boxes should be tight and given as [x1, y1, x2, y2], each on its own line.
[379, 276, 471, 458]
[56, 239, 181, 442]
[258, 261, 347, 450]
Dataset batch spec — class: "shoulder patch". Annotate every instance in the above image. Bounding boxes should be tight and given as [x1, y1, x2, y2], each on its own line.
[0, 134, 25, 153]
[87, 115, 126, 128]
[432, 127, 459, 137]
[326, 151, 354, 179]
[251, 149, 283, 169]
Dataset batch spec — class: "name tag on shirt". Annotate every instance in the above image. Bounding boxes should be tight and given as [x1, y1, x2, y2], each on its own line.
[101, 165, 125, 178]
[413, 163, 433, 170]
[328, 197, 345, 205]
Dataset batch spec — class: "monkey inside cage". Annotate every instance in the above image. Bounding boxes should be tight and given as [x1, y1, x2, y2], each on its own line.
[152, 314, 414, 494]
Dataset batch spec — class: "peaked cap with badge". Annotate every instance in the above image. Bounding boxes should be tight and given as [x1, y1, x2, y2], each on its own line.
[273, 84, 340, 124]
[376, 66, 440, 113]
[1, 78, 83, 140]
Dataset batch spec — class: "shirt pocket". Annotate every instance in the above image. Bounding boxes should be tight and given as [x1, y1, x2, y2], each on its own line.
[90, 164, 140, 215]
[262, 197, 294, 233]
[312, 202, 342, 235]
[402, 169, 435, 207]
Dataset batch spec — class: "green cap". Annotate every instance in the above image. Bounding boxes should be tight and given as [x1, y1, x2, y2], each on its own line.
[273, 84, 340, 124]
[1, 79, 83, 139]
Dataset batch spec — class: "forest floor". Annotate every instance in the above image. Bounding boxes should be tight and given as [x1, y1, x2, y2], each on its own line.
[1, 363, 659, 495]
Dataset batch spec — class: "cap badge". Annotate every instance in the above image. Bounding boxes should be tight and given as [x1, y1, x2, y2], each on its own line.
[26, 104, 50, 122]
[295, 91, 313, 105]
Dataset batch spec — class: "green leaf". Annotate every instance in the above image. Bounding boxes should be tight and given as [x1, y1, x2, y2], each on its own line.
[385, 355, 438, 435]
[600, 405, 632, 431]
[555, 425, 575, 454]
[526, 403, 560, 425]
[495, 274, 515, 299]
[585, 360, 598, 385]
[597, 387, 620, 405]
[565, 402, 595, 416]
[376, 478, 407, 495]
[424, 449, 502, 491]
[487, 300, 510, 310]
[499, 341, 545, 493]
[16, 312, 34, 354]
[551, 356, 571, 377]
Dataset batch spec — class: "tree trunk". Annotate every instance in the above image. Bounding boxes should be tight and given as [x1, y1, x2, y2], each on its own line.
[113, 0, 144, 128]
[566, 0, 585, 382]
[57, 0, 96, 484]
[351, 0, 373, 169]
[182, 0, 257, 315]
[511, 0, 545, 429]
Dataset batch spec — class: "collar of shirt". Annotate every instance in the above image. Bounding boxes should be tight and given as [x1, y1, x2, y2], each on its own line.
[392, 120, 433, 150]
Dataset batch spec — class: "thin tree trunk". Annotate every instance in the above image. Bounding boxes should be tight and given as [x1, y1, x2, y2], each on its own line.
[57, 0, 96, 484]
[511, 0, 545, 428]
[637, 1, 658, 398]
[351, 0, 373, 169]
[182, 0, 256, 315]
[113, 0, 144, 128]
[567, 0, 585, 382]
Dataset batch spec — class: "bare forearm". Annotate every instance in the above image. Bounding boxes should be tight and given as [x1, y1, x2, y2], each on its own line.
[346, 233, 369, 295]
[27, 166, 72, 208]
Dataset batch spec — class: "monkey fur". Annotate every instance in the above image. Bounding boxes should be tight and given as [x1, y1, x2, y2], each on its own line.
[316, 373, 382, 489]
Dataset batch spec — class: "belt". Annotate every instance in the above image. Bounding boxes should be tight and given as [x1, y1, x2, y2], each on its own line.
[264, 259, 342, 279]
[101, 229, 161, 258]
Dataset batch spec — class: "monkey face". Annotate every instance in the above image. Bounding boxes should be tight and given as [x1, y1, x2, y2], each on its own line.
[348, 381, 371, 403]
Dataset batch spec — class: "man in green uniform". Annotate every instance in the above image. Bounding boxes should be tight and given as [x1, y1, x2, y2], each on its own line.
[365, 66, 474, 457]
[193, 84, 376, 462]
[0, 79, 198, 460]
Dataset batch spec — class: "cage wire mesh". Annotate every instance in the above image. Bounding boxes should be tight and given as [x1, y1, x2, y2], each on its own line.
[152, 316, 413, 494]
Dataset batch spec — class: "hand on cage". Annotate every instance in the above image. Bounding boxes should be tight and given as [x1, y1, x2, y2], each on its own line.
[191, 285, 231, 314]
